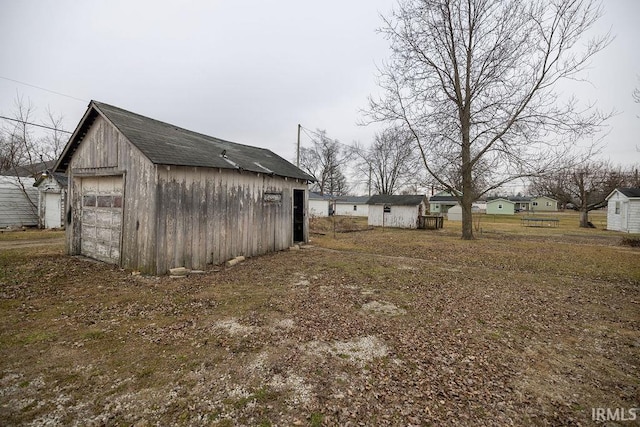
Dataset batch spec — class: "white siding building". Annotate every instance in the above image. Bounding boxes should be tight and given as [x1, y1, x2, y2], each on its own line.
[334, 196, 369, 217]
[367, 194, 428, 229]
[309, 192, 331, 217]
[0, 176, 38, 228]
[447, 204, 462, 221]
[606, 188, 640, 234]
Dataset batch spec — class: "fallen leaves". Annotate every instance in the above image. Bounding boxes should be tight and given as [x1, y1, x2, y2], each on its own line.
[0, 228, 638, 425]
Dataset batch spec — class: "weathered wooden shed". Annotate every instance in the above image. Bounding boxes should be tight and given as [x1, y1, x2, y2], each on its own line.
[367, 194, 428, 229]
[55, 101, 313, 274]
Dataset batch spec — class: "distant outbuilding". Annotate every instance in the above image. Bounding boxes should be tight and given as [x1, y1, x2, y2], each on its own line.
[367, 194, 428, 229]
[334, 195, 370, 217]
[606, 187, 640, 233]
[309, 192, 332, 217]
[447, 204, 462, 221]
[0, 175, 38, 228]
[34, 171, 67, 229]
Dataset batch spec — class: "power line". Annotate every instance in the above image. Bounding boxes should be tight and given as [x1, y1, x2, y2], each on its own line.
[299, 125, 352, 150]
[0, 115, 72, 134]
[0, 75, 88, 103]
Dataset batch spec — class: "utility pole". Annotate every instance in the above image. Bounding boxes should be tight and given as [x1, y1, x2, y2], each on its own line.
[296, 124, 301, 168]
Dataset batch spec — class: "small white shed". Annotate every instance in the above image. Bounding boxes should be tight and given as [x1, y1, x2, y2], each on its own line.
[309, 192, 331, 217]
[447, 204, 462, 221]
[367, 194, 428, 229]
[334, 196, 369, 217]
[34, 172, 68, 229]
[606, 188, 640, 233]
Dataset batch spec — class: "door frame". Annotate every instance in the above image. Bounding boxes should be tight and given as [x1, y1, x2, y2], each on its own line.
[293, 189, 305, 242]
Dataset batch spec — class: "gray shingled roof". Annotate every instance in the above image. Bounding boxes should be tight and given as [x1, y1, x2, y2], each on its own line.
[618, 187, 640, 198]
[428, 195, 458, 202]
[56, 101, 313, 181]
[335, 196, 370, 204]
[367, 194, 427, 206]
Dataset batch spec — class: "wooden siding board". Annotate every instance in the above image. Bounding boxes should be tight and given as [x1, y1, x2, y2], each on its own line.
[193, 168, 204, 268]
[155, 169, 167, 274]
[154, 168, 306, 273]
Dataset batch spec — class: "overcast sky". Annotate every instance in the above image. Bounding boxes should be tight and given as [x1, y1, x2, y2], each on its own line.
[1, 0, 638, 176]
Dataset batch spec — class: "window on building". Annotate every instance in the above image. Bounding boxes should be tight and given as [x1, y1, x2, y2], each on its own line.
[546, 201, 552, 206]
[615, 201, 620, 214]
[532, 201, 538, 206]
[353, 205, 357, 211]
[498, 204, 503, 209]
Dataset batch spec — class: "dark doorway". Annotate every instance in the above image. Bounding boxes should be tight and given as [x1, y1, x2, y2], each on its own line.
[293, 189, 305, 242]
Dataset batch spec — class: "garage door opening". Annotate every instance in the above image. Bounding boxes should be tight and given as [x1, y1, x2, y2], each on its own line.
[80, 176, 123, 264]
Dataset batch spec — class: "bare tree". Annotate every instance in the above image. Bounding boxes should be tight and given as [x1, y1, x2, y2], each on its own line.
[298, 129, 351, 196]
[530, 161, 625, 227]
[0, 95, 67, 213]
[352, 126, 421, 195]
[366, 0, 611, 239]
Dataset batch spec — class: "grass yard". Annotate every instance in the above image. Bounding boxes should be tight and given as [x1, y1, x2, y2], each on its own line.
[0, 215, 638, 426]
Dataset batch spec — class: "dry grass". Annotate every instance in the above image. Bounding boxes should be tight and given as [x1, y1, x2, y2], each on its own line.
[1, 214, 638, 426]
[0, 229, 64, 241]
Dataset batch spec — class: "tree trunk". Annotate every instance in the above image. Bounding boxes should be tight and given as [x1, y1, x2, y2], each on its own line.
[460, 99, 473, 239]
[460, 145, 474, 239]
[579, 209, 589, 228]
[461, 191, 474, 239]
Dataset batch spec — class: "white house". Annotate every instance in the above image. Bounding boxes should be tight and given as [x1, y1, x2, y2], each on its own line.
[367, 194, 428, 229]
[333, 196, 369, 217]
[0, 175, 39, 228]
[34, 172, 68, 229]
[606, 188, 640, 234]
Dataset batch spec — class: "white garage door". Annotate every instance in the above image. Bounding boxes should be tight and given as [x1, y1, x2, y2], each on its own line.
[80, 176, 123, 264]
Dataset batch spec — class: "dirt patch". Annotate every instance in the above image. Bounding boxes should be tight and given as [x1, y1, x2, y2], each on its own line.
[362, 300, 406, 316]
[303, 335, 389, 365]
[214, 318, 256, 336]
